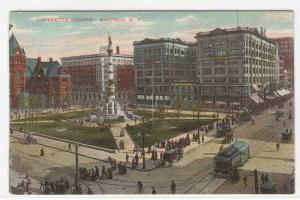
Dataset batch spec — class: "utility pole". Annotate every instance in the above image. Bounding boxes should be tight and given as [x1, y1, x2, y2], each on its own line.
[197, 110, 200, 144]
[74, 145, 80, 194]
[254, 169, 258, 194]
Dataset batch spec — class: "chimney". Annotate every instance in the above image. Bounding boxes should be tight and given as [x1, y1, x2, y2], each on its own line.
[49, 57, 53, 62]
[116, 46, 120, 55]
[260, 27, 263, 36]
[264, 29, 266, 37]
[37, 57, 43, 72]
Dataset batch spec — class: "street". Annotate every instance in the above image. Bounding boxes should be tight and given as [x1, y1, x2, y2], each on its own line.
[10, 98, 294, 194]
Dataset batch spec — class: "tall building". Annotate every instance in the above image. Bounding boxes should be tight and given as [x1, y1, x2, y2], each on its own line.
[9, 33, 26, 109]
[61, 46, 133, 106]
[26, 57, 72, 108]
[195, 27, 277, 105]
[274, 37, 294, 89]
[116, 64, 135, 103]
[133, 38, 196, 106]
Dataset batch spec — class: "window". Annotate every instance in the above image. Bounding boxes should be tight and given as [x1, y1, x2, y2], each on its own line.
[215, 68, 225, 74]
[203, 68, 212, 75]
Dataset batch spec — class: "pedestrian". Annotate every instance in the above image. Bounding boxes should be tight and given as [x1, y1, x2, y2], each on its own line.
[202, 134, 204, 142]
[151, 187, 157, 194]
[276, 143, 280, 151]
[171, 180, 176, 194]
[261, 173, 265, 184]
[137, 181, 143, 193]
[101, 166, 107, 179]
[219, 145, 224, 152]
[283, 121, 286, 127]
[40, 148, 44, 157]
[126, 153, 129, 164]
[68, 143, 72, 151]
[205, 127, 208, 136]
[95, 166, 99, 178]
[265, 174, 269, 182]
[243, 175, 247, 186]
[87, 187, 93, 194]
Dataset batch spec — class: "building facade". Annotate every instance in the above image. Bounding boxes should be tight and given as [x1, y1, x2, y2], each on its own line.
[9, 34, 27, 109]
[26, 57, 72, 108]
[61, 47, 133, 106]
[133, 38, 196, 106]
[275, 37, 294, 89]
[195, 27, 277, 105]
[116, 64, 135, 103]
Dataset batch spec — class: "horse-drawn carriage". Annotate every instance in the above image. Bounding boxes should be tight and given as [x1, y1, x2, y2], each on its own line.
[163, 149, 178, 165]
[216, 125, 232, 138]
[79, 167, 97, 181]
[10, 185, 25, 195]
[281, 132, 292, 141]
[25, 133, 37, 144]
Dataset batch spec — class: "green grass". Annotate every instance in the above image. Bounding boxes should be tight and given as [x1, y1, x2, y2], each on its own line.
[12, 108, 99, 122]
[11, 121, 117, 149]
[133, 110, 210, 119]
[126, 119, 215, 147]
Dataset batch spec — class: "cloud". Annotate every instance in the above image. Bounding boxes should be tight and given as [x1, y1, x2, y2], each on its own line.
[29, 15, 59, 22]
[266, 29, 294, 38]
[264, 12, 293, 23]
[63, 25, 72, 29]
[13, 25, 39, 35]
[172, 28, 212, 41]
[79, 26, 93, 30]
[92, 17, 155, 31]
[64, 31, 82, 36]
[175, 15, 198, 24]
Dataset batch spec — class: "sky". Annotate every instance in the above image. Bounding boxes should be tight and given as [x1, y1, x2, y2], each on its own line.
[9, 11, 293, 62]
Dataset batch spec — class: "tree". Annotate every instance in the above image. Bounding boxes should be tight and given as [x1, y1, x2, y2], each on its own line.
[193, 100, 205, 144]
[172, 99, 184, 124]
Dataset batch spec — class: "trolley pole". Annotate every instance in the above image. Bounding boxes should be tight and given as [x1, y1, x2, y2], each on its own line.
[254, 169, 258, 194]
[75, 145, 79, 194]
[197, 113, 200, 144]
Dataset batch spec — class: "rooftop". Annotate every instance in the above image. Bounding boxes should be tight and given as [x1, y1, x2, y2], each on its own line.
[133, 37, 196, 46]
[26, 58, 64, 78]
[61, 53, 133, 61]
[195, 27, 276, 44]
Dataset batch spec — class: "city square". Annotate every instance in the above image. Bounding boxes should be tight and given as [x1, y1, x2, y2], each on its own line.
[9, 11, 294, 195]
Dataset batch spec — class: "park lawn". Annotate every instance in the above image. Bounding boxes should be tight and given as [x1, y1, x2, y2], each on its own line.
[12, 108, 99, 122]
[133, 110, 209, 119]
[126, 118, 215, 147]
[11, 121, 117, 150]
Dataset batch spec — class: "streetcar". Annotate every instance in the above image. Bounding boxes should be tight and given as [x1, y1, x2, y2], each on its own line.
[213, 141, 250, 178]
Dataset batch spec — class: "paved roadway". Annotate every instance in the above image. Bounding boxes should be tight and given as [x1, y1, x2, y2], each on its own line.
[9, 98, 294, 194]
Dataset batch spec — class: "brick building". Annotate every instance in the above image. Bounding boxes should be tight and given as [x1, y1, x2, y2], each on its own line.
[116, 64, 135, 103]
[274, 37, 294, 89]
[26, 57, 72, 108]
[61, 46, 133, 106]
[9, 33, 26, 109]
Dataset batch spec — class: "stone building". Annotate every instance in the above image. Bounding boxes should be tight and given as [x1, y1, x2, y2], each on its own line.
[133, 38, 196, 106]
[195, 27, 278, 105]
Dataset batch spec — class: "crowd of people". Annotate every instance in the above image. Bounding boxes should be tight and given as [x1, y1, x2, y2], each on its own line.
[41, 177, 71, 194]
[119, 140, 125, 150]
[13, 179, 32, 194]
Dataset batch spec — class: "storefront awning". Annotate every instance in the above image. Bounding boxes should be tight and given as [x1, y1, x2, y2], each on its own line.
[252, 84, 262, 92]
[276, 89, 290, 96]
[266, 95, 275, 100]
[250, 93, 264, 104]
